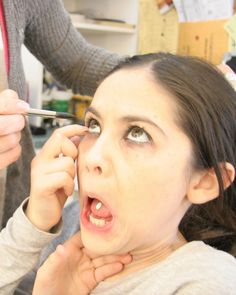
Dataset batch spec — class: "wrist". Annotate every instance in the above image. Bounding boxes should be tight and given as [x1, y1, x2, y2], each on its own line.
[25, 198, 53, 232]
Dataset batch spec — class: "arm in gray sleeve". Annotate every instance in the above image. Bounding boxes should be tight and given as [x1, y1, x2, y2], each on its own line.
[24, 0, 125, 96]
[0, 199, 61, 295]
[15, 200, 80, 295]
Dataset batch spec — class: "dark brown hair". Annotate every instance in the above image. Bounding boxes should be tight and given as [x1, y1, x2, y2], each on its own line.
[108, 52, 236, 256]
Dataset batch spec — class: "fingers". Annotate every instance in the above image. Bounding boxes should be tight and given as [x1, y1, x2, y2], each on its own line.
[26, 170, 74, 231]
[0, 145, 22, 169]
[217, 64, 235, 75]
[32, 171, 75, 197]
[92, 254, 132, 269]
[63, 231, 83, 249]
[0, 114, 25, 135]
[0, 115, 25, 168]
[90, 253, 132, 283]
[28, 126, 85, 232]
[0, 89, 29, 114]
[32, 156, 76, 179]
[31, 156, 76, 197]
[94, 262, 123, 282]
[33, 245, 68, 295]
[40, 245, 68, 274]
[49, 172, 75, 196]
[92, 253, 132, 282]
[0, 90, 28, 168]
[0, 132, 21, 153]
[39, 125, 87, 159]
[70, 135, 83, 147]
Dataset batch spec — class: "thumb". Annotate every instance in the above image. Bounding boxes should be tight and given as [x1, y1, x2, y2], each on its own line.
[0, 89, 29, 114]
[64, 231, 83, 249]
[32, 245, 68, 295]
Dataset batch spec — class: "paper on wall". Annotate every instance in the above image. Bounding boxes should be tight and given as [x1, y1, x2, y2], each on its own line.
[224, 13, 236, 43]
[173, 0, 234, 22]
[138, 0, 179, 54]
[177, 19, 229, 64]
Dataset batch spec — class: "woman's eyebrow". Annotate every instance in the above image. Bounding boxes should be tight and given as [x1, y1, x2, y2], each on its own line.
[85, 107, 165, 136]
[85, 106, 101, 118]
[121, 115, 166, 136]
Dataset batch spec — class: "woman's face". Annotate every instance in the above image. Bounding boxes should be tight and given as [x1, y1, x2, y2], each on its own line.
[78, 68, 194, 255]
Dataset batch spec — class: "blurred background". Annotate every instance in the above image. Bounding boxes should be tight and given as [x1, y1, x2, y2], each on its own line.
[21, 0, 236, 150]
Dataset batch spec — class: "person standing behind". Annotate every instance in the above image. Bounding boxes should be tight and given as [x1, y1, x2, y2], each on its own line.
[0, 0, 123, 229]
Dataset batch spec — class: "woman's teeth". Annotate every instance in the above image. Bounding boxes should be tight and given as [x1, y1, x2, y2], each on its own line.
[88, 199, 113, 227]
[89, 214, 106, 227]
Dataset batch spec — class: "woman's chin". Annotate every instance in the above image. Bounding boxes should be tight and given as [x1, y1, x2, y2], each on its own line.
[81, 232, 110, 255]
[81, 230, 125, 256]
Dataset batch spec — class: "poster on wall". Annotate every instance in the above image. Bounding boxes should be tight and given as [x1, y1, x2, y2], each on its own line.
[173, 0, 234, 22]
[177, 19, 229, 65]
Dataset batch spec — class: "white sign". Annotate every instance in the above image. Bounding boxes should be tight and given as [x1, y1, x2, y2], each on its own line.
[173, 0, 234, 22]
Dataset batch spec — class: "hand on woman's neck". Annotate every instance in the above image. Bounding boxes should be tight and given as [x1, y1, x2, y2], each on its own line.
[106, 231, 187, 282]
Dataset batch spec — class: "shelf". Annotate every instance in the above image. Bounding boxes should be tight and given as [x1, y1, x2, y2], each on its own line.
[72, 22, 136, 34]
[66, 2, 139, 55]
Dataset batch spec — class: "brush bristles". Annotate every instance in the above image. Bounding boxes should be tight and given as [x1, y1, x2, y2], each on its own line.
[55, 112, 75, 119]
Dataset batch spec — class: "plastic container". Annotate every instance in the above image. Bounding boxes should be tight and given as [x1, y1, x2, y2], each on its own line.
[51, 90, 72, 112]
[72, 94, 92, 121]
[42, 91, 52, 110]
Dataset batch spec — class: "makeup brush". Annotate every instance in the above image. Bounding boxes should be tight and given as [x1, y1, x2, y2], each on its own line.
[26, 108, 75, 119]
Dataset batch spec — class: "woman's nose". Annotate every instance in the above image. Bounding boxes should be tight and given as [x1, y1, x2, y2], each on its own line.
[83, 135, 111, 176]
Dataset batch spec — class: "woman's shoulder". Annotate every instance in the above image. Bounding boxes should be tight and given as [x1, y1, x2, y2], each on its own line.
[161, 241, 236, 290]
[175, 240, 236, 265]
[136, 241, 236, 294]
[167, 241, 236, 271]
[95, 241, 236, 295]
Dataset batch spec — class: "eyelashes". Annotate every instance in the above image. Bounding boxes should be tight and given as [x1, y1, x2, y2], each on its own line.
[84, 115, 152, 145]
[85, 117, 100, 134]
[125, 126, 151, 144]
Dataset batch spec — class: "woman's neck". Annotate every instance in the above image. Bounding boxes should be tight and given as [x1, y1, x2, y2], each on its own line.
[106, 231, 187, 282]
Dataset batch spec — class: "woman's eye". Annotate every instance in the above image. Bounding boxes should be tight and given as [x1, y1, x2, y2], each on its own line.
[126, 126, 150, 143]
[86, 118, 101, 134]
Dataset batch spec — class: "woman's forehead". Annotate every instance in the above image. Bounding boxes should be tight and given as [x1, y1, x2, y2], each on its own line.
[93, 69, 179, 127]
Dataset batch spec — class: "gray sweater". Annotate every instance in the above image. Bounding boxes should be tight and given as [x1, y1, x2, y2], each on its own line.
[90, 242, 236, 295]
[0, 199, 61, 295]
[1, 200, 236, 295]
[0, 0, 121, 228]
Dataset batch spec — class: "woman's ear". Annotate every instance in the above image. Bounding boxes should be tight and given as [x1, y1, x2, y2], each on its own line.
[187, 162, 235, 204]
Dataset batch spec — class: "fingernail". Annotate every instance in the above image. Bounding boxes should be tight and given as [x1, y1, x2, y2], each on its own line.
[16, 101, 30, 111]
[122, 255, 132, 264]
[77, 124, 88, 130]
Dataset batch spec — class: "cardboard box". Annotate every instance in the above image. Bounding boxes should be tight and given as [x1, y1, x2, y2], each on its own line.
[177, 19, 229, 64]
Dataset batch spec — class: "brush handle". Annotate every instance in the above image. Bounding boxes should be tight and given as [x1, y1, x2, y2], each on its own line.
[27, 108, 57, 118]
[27, 108, 75, 119]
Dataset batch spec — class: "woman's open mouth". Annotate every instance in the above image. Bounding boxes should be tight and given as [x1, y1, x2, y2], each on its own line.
[81, 194, 115, 232]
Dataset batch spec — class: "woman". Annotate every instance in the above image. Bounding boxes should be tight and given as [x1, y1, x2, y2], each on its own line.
[15, 53, 236, 294]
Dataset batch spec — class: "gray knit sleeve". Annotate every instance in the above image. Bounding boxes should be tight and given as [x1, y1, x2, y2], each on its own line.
[24, 0, 124, 96]
[14, 201, 80, 295]
[0, 199, 62, 295]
